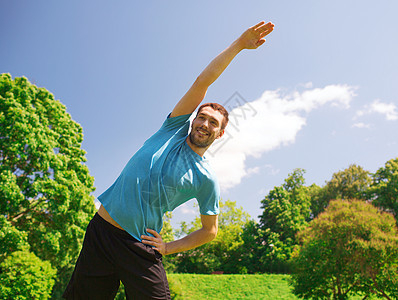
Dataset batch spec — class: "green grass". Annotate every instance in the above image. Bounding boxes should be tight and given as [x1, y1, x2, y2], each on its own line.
[167, 274, 299, 300]
[167, 274, 383, 300]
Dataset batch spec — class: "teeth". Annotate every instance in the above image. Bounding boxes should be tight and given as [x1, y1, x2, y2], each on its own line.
[198, 129, 208, 135]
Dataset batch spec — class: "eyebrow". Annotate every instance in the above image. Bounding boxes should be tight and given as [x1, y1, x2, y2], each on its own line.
[197, 113, 220, 125]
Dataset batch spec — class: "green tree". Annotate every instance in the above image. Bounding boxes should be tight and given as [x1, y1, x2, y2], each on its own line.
[161, 211, 175, 243]
[160, 211, 177, 273]
[239, 219, 264, 274]
[0, 250, 56, 300]
[257, 168, 312, 273]
[370, 157, 398, 222]
[311, 164, 372, 218]
[213, 199, 251, 274]
[0, 215, 29, 262]
[173, 200, 251, 274]
[0, 74, 96, 298]
[291, 199, 398, 299]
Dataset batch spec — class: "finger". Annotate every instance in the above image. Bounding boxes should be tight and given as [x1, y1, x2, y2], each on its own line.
[142, 238, 159, 248]
[141, 239, 153, 245]
[141, 234, 156, 242]
[146, 229, 161, 238]
[252, 21, 265, 30]
[259, 28, 274, 40]
[256, 22, 274, 34]
[256, 39, 266, 47]
[259, 27, 273, 38]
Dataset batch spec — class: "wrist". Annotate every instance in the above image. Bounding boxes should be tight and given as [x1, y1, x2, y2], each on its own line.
[231, 39, 245, 53]
[164, 242, 170, 255]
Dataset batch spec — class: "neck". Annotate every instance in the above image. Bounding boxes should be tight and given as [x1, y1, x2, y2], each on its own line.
[186, 136, 209, 157]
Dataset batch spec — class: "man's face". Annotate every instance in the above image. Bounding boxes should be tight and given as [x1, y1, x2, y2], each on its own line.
[189, 106, 225, 148]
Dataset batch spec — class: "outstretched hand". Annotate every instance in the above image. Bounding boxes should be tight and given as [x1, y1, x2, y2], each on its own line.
[237, 21, 275, 50]
[141, 229, 167, 255]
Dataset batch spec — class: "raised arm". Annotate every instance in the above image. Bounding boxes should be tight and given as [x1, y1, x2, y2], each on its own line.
[141, 214, 218, 255]
[170, 21, 275, 118]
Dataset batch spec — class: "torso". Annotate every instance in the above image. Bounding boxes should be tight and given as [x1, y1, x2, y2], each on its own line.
[96, 114, 219, 240]
[98, 205, 125, 230]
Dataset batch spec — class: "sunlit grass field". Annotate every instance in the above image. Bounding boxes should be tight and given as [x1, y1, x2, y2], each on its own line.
[167, 274, 383, 300]
[168, 274, 298, 300]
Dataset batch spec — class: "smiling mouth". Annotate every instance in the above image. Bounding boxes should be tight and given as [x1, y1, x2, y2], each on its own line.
[197, 128, 209, 136]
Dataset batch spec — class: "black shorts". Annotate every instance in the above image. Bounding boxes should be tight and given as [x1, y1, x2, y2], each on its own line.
[63, 213, 170, 300]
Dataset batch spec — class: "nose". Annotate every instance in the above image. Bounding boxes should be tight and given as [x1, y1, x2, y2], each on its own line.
[201, 119, 209, 128]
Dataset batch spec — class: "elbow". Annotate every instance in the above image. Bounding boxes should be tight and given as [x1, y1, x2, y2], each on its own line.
[194, 74, 211, 88]
[207, 226, 218, 242]
[200, 214, 218, 243]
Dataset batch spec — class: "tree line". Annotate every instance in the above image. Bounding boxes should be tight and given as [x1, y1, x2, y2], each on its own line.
[1, 74, 397, 299]
[161, 163, 398, 299]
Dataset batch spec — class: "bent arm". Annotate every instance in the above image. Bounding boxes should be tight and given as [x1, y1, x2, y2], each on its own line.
[142, 214, 218, 255]
[165, 214, 218, 255]
[170, 21, 275, 118]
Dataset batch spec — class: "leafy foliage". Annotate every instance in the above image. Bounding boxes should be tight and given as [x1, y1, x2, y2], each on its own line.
[238, 219, 264, 273]
[160, 211, 177, 273]
[0, 250, 56, 300]
[257, 168, 312, 272]
[291, 199, 398, 299]
[0, 215, 30, 262]
[311, 164, 372, 218]
[370, 157, 398, 222]
[0, 74, 96, 298]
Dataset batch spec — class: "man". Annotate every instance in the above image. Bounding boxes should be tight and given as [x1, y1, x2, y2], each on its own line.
[63, 21, 274, 299]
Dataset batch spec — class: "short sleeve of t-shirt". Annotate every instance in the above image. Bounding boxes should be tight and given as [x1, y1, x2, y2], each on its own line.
[196, 176, 220, 215]
[160, 113, 191, 134]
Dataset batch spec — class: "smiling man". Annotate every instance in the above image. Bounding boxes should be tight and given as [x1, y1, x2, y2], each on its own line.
[189, 103, 228, 151]
[63, 21, 274, 300]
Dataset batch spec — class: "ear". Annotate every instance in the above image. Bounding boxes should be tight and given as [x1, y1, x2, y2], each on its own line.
[216, 129, 225, 139]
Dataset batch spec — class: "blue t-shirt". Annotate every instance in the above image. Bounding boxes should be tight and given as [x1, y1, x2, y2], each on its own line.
[98, 113, 220, 241]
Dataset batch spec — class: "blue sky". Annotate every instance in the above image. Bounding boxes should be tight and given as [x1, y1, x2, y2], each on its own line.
[2, 1, 397, 227]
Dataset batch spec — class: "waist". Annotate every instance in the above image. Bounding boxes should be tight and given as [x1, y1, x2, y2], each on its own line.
[97, 205, 125, 231]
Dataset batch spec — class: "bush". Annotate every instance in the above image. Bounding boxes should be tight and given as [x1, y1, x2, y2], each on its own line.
[291, 199, 398, 299]
[0, 251, 56, 300]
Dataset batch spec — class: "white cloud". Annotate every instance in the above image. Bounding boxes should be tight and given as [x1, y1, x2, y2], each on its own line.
[246, 166, 260, 176]
[352, 122, 371, 129]
[301, 82, 314, 89]
[356, 99, 398, 121]
[207, 84, 357, 191]
[177, 202, 196, 215]
[264, 164, 280, 176]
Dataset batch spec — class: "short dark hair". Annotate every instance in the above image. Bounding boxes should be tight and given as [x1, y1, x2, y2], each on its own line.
[197, 103, 229, 130]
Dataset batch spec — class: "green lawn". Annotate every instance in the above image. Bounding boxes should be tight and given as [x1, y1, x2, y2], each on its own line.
[167, 274, 383, 300]
[168, 274, 298, 300]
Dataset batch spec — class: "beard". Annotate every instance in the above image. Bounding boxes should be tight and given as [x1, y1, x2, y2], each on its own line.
[189, 127, 217, 148]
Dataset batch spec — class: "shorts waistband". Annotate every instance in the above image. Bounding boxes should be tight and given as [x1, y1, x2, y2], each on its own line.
[92, 212, 137, 240]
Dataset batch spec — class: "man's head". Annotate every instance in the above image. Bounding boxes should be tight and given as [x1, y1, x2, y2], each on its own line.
[197, 103, 229, 130]
[188, 103, 229, 151]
